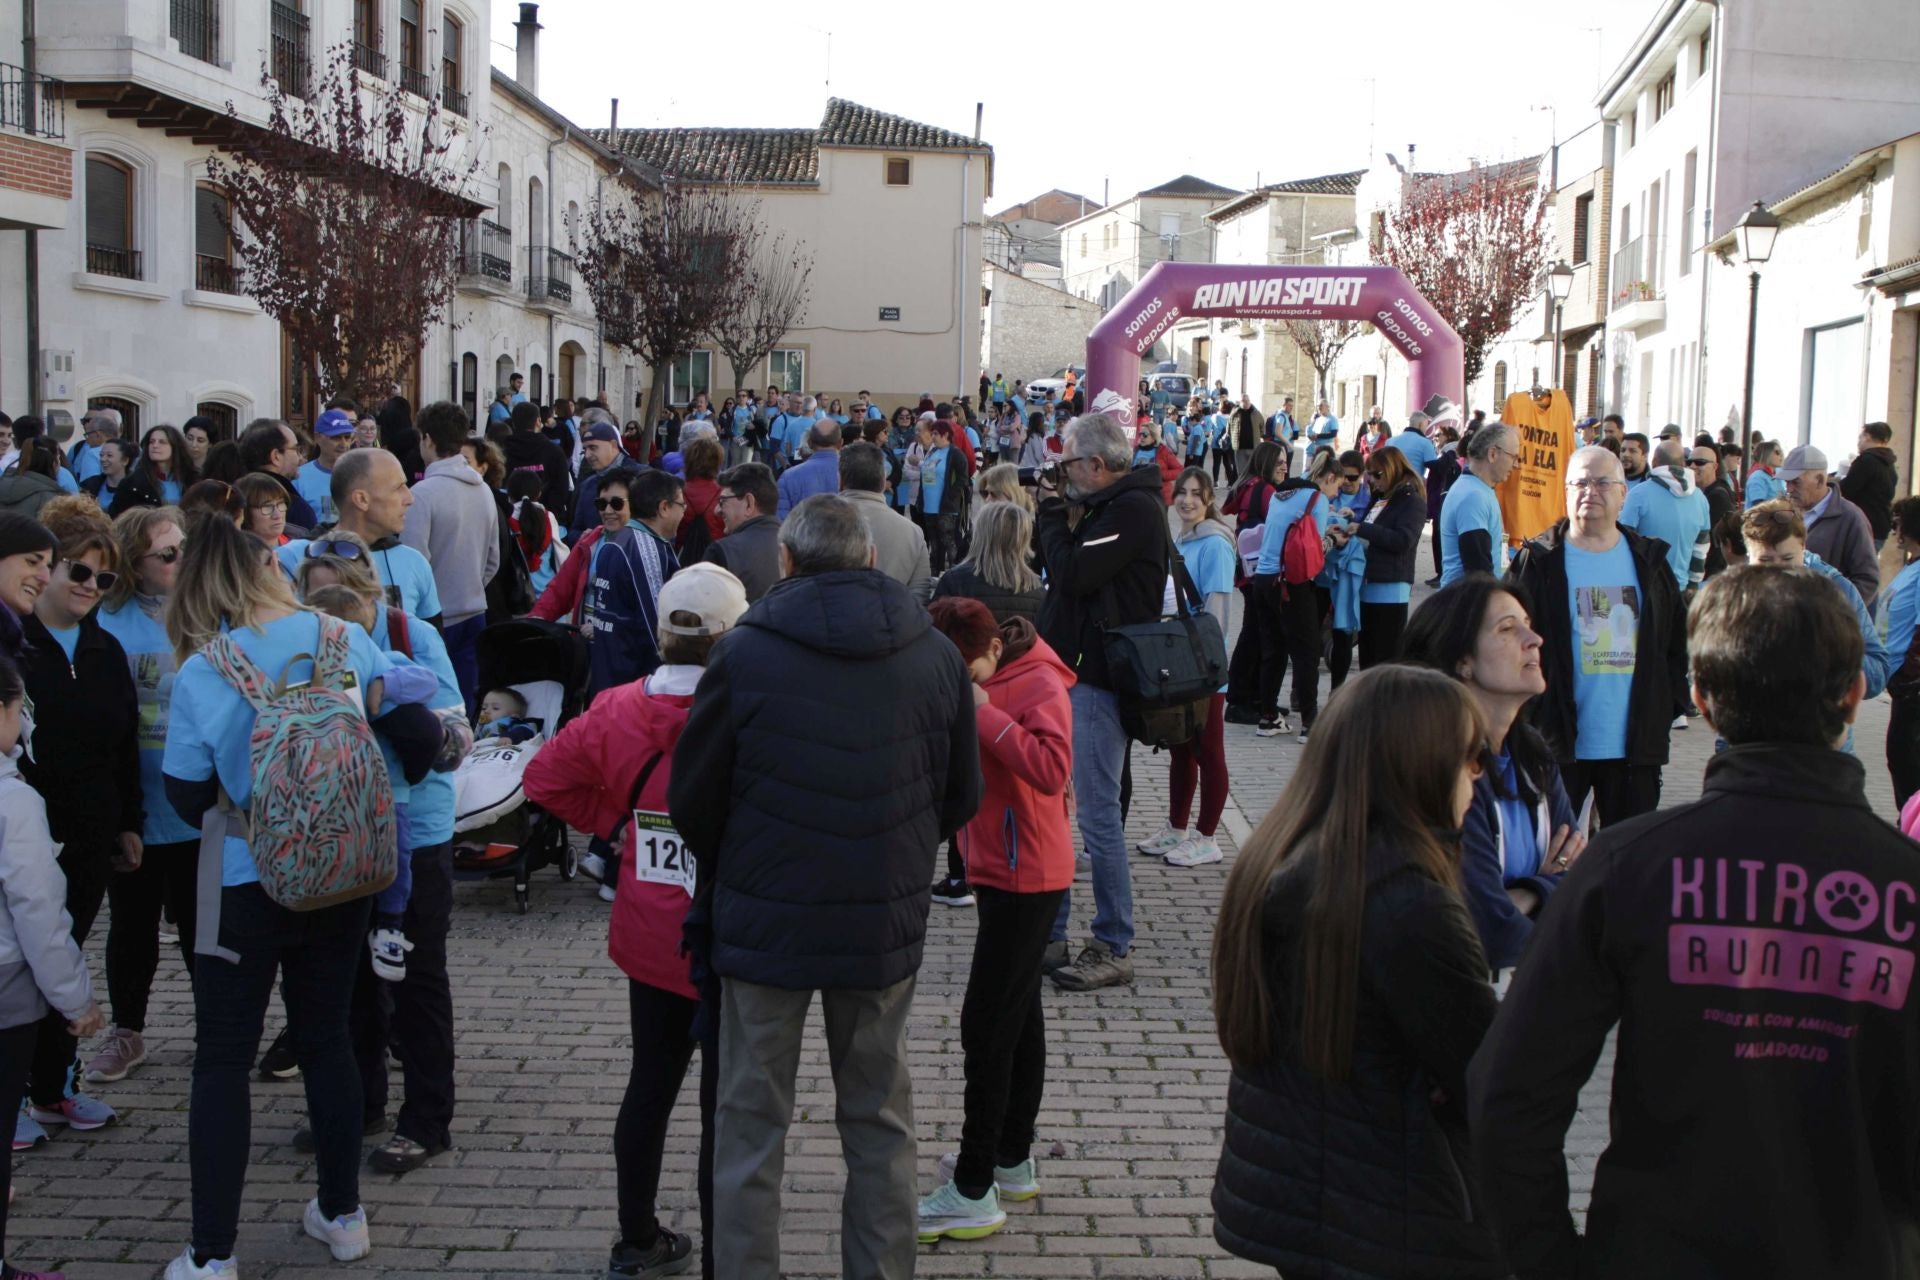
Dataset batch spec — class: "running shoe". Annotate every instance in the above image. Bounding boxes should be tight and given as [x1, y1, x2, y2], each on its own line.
[1164, 835, 1222, 867]
[1134, 825, 1185, 856]
[579, 851, 609, 883]
[12, 1109, 46, 1152]
[937, 1151, 1040, 1202]
[916, 1181, 1006, 1242]
[83, 1027, 146, 1084]
[929, 876, 975, 907]
[302, 1199, 370, 1261]
[258, 1027, 299, 1081]
[1254, 719, 1283, 738]
[1050, 941, 1134, 992]
[598, 882, 617, 904]
[368, 928, 413, 982]
[163, 1250, 238, 1279]
[605, 1229, 693, 1278]
[27, 1093, 115, 1131]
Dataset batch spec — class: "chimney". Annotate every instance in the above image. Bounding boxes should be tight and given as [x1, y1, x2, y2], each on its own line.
[973, 102, 983, 142]
[609, 97, 619, 136]
[514, 3, 542, 96]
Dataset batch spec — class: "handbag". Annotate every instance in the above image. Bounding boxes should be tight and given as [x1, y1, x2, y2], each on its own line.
[1099, 523, 1230, 748]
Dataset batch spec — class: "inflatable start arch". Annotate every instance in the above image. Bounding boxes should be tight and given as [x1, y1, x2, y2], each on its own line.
[1083, 263, 1465, 435]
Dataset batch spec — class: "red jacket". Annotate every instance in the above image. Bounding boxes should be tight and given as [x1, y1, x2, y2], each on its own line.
[531, 526, 601, 623]
[959, 637, 1076, 894]
[1154, 444, 1183, 504]
[678, 476, 724, 551]
[521, 673, 697, 999]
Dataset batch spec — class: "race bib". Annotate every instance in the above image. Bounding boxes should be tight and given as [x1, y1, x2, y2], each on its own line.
[631, 809, 695, 897]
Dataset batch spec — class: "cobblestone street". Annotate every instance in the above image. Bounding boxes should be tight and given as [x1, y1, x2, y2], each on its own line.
[13, 560, 1900, 1278]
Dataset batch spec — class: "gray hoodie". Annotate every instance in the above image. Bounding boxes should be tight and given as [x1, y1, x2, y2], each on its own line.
[0, 753, 92, 1028]
[401, 456, 501, 624]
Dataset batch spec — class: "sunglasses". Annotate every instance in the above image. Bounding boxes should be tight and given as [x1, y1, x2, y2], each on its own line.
[1686, 458, 1710, 467]
[64, 561, 118, 592]
[1342, 472, 1362, 482]
[143, 545, 182, 565]
[595, 496, 628, 512]
[304, 539, 368, 562]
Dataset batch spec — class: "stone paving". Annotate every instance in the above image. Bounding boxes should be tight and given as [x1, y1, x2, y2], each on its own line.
[11, 552, 1900, 1278]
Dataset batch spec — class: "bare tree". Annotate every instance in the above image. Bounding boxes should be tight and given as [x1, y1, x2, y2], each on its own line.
[1379, 161, 1549, 387]
[1283, 318, 1365, 401]
[206, 43, 481, 410]
[711, 232, 814, 397]
[575, 183, 762, 429]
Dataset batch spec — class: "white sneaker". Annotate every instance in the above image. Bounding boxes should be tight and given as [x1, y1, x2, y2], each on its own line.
[579, 851, 608, 882]
[1135, 824, 1185, 855]
[1164, 835, 1222, 867]
[164, 1247, 239, 1278]
[302, 1198, 370, 1261]
[1672, 713, 1689, 730]
[368, 928, 413, 982]
[597, 882, 617, 904]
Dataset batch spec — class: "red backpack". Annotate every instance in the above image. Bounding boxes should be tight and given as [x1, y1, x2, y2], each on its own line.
[1281, 492, 1325, 586]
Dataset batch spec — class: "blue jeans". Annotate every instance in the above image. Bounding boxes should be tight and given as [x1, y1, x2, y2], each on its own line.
[1052, 684, 1133, 955]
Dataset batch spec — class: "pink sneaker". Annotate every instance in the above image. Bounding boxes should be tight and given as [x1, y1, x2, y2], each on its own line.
[26, 1093, 116, 1131]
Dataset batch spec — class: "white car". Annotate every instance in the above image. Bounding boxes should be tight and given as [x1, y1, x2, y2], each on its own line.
[1024, 365, 1086, 403]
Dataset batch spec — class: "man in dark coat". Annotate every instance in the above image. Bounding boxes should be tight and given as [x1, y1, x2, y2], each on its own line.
[670, 493, 981, 1280]
[700, 462, 781, 602]
[1840, 420, 1899, 548]
[500, 401, 571, 515]
[1690, 443, 1738, 577]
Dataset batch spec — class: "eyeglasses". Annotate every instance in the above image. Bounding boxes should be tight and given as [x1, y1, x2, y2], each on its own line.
[63, 561, 118, 592]
[142, 545, 182, 565]
[250, 502, 288, 517]
[595, 496, 628, 512]
[304, 539, 368, 562]
[1566, 478, 1623, 493]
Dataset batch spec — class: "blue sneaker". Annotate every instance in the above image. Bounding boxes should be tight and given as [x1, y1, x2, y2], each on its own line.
[938, 1151, 1041, 1201]
[916, 1180, 1006, 1242]
[27, 1093, 115, 1131]
[12, 1107, 47, 1151]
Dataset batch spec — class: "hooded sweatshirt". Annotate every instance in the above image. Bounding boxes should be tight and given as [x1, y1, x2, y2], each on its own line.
[400, 456, 501, 625]
[1619, 463, 1711, 592]
[960, 628, 1076, 894]
[0, 750, 94, 1028]
[524, 664, 700, 999]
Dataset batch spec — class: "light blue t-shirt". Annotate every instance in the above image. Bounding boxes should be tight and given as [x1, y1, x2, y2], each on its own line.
[162, 612, 391, 887]
[1438, 472, 1505, 586]
[71, 442, 102, 484]
[1619, 475, 1711, 592]
[920, 447, 951, 514]
[279, 539, 442, 621]
[99, 597, 197, 844]
[1563, 538, 1640, 761]
[1881, 559, 1920, 672]
[373, 602, 463, 846]
[295, 460, 337, 526]
[1746, 468, 1787, 505]
[158, 476, 181, 504]
[1254, 488, 1320, 578]
[1176, 528, 1236, 693]
[53, 468, 77, 495]
[1386, 430, 1437, 474]
[45, 623, 78, 661]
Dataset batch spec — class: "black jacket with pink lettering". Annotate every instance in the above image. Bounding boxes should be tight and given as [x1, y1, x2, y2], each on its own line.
[1466, 744, 1920, 1279]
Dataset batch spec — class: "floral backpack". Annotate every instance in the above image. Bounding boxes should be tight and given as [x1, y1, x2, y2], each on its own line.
[201, 615, 396, 910]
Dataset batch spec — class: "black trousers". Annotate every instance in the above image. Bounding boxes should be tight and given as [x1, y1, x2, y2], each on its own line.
[0, 1020, 36, 1260]
[615, 978, 715, 1276]
[1252, 578, 1323, 726]
[1357, 600, 1410, 670]
[956, 886, 1066, 1197]
[29, 847, 108, 1105]
[105, 838, 198, 1033]
[192, 884, 369, 1259]
[350, 841, 456, 1149]
[1226, 583, 1261, 709]
[1890, 697, 1920, 808]
[926, 513, 962, 576]
[1560, 760, 1663, 828]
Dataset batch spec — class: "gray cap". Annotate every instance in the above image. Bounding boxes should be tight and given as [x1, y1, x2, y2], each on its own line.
[1778, 444, 1828, 480]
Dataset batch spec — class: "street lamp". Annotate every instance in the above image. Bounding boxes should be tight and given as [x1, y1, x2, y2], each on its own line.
[1735, 200, 1781, 487]
[1546, 260, 1574, 390]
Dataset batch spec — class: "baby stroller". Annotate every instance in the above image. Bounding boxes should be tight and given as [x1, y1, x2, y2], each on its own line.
[452, 617, 592, 913]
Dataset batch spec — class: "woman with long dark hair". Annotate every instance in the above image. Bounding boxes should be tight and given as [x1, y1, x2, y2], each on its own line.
[110, 425, 199, 515]
[1222, 442, 1287, 722]
[1402, 576, 1584, 973]
[1210, 664, 1506, 1278]
[1337, 443, 1428, 668]
[376, 395, 424, 480]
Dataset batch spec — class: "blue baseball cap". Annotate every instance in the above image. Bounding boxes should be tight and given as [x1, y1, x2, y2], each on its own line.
[315, 408, 356, 437]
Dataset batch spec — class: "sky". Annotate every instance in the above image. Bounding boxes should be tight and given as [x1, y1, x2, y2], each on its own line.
[492, 0, 1659, 211]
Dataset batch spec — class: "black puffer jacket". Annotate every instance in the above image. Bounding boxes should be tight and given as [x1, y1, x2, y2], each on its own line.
[1351, 479, 1427, 585]
[932, 561, 1043, 625]
[1035, 465, 1169, 691]
[1506, 522, 1688, 768]
[19, 613, 141, 852]
[1214, 839, 1506, 1279]
[668, 568, 982, 991]
[1840, 445, 1899, 540]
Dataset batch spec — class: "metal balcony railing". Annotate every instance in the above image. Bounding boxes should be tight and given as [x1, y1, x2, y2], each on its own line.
[170, 0, 219, 64]
[269, 2, 310, 99]
[526, 247, 573, 303]
[459, 218, 512, 284]
[400, 63, 432, 99]
[352, 38, 386, 79]
[0, 63, 63, 139]
[196, 254, 243, 294]
[441, 75, 468, 117]
[87, 244, 142, 279]
[1611, 236, 1663, 306]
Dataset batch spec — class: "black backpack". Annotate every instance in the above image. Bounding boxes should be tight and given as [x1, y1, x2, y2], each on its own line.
[1099, 526, 1229, 748]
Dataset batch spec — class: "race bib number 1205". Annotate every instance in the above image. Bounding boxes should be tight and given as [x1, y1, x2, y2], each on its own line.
[631, 810, 695, 897]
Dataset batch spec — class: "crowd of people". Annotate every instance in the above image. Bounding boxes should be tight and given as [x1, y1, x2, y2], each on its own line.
[0, 375, 1911, 1280]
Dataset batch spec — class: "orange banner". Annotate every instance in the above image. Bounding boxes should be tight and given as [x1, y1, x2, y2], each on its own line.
[1496, 389, 1574, 546]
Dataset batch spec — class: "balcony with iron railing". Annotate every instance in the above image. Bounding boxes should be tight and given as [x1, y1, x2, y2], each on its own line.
[87, 244, 142, 280]
[170, 0, 219, 65]
[352, 36, 387, 80]
[441, 71, 468, 117]
[526, 247, 573, 305]
[196, 254, 243, 295]
[400, 63, 432, 100]
[270, 2, 310, 99]
[458, 218, 513, 288]
[0, 62, 63, 139]
[1610, 235, 1666, 331]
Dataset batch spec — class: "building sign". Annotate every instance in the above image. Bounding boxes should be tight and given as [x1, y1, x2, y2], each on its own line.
[878, 306, 901, 321]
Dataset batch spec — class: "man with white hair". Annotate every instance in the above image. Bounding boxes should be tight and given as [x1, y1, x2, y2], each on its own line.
[1438, 422, 1520, 585]
[1782, 444, 1881, 609]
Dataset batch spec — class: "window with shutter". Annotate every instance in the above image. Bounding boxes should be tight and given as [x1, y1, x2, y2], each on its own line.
[195, 186, 230, 260]
[86, 158, 130, 251]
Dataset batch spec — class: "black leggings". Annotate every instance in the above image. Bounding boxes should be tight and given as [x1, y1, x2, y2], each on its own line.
[0, 1020, 36, 1260]
[1892, 697, 1920, 809]
[956, 887, 1065, 1197]
[615, 979, 715, 1277]
[105, 839, 198, 1033]
[1226, 583, 1261, 709]
[30, 848, 108, 1105]
[1357, 600, 1410, 670]
[1253, 578, 1323, 726]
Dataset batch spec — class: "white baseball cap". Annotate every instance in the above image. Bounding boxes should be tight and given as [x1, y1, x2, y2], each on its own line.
[658, 563, 748, 636]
